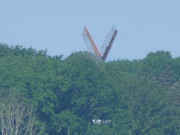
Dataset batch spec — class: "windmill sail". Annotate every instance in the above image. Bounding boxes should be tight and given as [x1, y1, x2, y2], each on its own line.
[82, 26, 118, 61]
[82, 28, 95, 54]
[82, 27, 102, 59]
[101, 26, 118, 61]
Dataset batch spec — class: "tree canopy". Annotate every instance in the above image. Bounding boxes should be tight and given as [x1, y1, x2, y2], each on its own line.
[0, 44, 179, 134]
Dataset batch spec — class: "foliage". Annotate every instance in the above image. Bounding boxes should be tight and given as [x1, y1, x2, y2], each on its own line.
[0, 44, 179, 134]
[0, 89, 45, 135]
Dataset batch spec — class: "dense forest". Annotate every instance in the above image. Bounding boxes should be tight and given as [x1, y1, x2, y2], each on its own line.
[0, 44, 179, 135]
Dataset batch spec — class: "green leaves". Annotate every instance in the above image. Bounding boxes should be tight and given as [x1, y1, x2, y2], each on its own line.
[0, 44, 179, 134]
[51, 110, 86, 135]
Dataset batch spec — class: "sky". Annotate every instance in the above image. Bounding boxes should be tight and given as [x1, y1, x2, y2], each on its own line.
[0, 0, 180, 61]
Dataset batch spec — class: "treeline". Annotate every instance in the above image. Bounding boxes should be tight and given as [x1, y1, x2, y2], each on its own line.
[0, 44, 179, 135]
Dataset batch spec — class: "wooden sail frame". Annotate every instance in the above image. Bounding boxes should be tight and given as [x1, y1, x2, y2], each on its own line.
[82, 26, 118, 61]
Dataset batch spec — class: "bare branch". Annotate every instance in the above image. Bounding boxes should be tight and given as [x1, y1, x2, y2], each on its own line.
[0, 89, 45, 135]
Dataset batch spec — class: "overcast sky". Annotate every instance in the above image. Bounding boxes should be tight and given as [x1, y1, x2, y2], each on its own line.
[0, 0, 180, 61]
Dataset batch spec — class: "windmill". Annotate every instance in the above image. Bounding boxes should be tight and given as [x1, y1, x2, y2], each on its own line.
[82, 26, 118, 61]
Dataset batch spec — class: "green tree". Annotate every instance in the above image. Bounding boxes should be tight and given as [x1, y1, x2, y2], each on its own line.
[0, 89, 45, 135]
